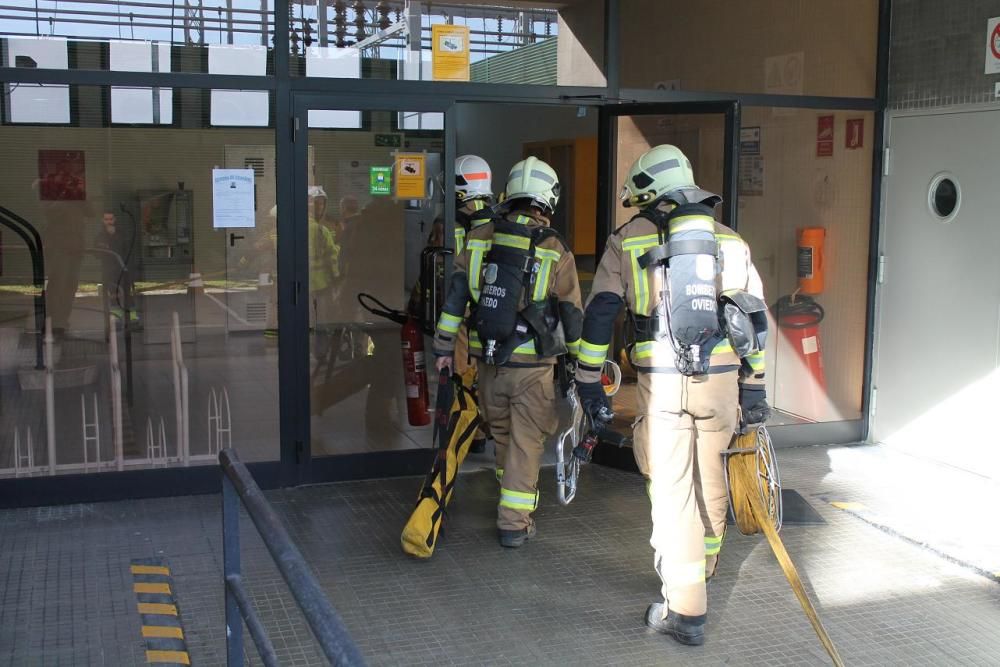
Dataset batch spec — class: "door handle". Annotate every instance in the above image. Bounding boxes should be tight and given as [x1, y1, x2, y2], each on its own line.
[229, 233, 245, 247]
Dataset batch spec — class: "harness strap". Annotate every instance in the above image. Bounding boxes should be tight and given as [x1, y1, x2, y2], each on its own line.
[637, 239, 719, 269]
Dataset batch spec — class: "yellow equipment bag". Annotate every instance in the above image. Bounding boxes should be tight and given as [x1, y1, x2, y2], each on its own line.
[401, 369, 483, 559]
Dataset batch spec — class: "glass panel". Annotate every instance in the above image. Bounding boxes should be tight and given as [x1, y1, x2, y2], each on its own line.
[737, 108, 874, 425]
[307, 108, 443, 455]
[620, 1, 878, 98]
[290, 0, 607, 87]
[0, 84, 280, 479]
[0, 1, 276, 74]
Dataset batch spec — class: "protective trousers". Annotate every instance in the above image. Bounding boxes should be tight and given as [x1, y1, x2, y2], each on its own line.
[478, 365, 558, 531]
[632, 369, 739, 618]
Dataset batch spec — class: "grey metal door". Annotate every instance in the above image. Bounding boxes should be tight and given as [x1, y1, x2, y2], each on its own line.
[874, 110, 1000, 476]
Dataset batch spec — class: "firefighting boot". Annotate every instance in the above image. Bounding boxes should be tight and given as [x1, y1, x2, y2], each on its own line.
[498, 522, 536, 548]
[644, 602, 706, 646]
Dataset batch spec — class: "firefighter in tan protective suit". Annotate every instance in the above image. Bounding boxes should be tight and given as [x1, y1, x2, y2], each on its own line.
[434, 157, 584, 548]
[451, 155, 496, 454]
[576, 145, 770, 645]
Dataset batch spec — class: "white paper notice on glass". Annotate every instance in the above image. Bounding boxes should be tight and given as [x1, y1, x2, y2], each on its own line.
[213, 169, 256, 228]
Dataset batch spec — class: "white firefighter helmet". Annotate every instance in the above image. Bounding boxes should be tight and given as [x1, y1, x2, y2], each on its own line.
[455, 154, 492, 201]
[504, 156, 560, 213]
[307, 185, 327, 199]
[620, 144, 696, 208]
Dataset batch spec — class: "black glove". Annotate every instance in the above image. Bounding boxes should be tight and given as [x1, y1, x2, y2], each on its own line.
[739, 385, 771, 430]
[576, 381, 611, 423]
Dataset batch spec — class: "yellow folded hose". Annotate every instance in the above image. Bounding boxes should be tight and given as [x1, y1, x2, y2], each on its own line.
[726, 427, 845, 667]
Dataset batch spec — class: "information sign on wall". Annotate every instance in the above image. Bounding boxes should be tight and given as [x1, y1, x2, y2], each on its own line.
[432, 24, 470, 81]
[394, 153, 427, 199]
[816, 115, 834, 158]
[845, 118, 864, 150]
[740, 127, 761, 155]
[212, 169, 256, 228]
[986, 17, 1000, 74]
[370, 166, 392, 196]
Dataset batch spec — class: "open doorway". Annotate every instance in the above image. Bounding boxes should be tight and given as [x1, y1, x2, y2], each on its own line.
[454, 102, 599, 467]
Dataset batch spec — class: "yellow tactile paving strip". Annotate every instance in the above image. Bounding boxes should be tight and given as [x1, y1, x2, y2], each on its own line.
[130, 561, 190, 666]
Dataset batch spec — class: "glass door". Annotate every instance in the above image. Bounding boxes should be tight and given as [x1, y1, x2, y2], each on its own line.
[291, 95, 450, 473]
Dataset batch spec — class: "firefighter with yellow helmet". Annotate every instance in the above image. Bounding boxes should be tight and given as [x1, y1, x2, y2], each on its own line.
[576, 145, 769, 645]
[434, 157, 583, 548]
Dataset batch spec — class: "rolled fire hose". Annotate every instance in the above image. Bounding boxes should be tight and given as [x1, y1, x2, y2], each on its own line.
[724, 426, 845, 667]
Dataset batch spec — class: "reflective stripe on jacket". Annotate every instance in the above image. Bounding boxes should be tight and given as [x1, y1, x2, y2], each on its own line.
[453, 199, 492, 254]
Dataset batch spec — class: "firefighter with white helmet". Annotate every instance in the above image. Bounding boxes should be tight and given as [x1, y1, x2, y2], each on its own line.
[453, 154, 495, 253]
[576, 144, 769, 645]
[434, 157, 583, 548]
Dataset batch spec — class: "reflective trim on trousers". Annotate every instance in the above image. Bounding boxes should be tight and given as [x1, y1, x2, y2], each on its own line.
[499, 487, 538, 512]
[704, 534, 724, 557]
[659, 559, 707, 587]
[437, 312, 462, 334]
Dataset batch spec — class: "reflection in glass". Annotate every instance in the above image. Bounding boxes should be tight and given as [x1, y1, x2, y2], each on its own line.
[289, 0, 606, 86]
[0, 85, 280, 478]
[308, 115, 443, 455]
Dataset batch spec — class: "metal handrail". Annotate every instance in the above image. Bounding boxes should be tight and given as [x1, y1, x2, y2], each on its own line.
[220, 448, 366, 667]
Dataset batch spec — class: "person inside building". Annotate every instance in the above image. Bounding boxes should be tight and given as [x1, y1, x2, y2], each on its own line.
[433, 157, 583, 548]
[308, 186, 340, 344]
[92, 209, 138, 323]
[574, 145, 770, 645]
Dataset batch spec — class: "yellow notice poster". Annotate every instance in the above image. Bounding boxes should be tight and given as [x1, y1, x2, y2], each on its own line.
[394, 152, 427, 199]
[432, 24, 470, 81]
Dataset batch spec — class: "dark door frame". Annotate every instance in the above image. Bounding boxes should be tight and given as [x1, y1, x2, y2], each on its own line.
[284, 92, 454, 484]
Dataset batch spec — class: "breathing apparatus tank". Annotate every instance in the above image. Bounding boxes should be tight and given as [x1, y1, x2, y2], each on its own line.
[637, 202, 723, 375]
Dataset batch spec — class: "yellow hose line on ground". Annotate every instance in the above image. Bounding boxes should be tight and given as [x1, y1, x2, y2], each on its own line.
[727, 429, 845, 667]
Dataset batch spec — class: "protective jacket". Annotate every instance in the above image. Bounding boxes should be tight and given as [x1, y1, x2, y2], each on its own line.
[453, 198, 494, 254]
[309, 217, 340, 292]
[577, 203, 765, 387]
[434, 209, 583, 367]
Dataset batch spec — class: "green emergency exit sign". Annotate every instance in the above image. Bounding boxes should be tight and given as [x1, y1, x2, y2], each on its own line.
[375, 133, 402, 147]
[370, 166, 392, 195]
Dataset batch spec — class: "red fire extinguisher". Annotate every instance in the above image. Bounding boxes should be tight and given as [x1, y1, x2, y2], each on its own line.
[400, 315, 431, 426]
[358, 293, 431, 427]
[774, 294, 827, 391]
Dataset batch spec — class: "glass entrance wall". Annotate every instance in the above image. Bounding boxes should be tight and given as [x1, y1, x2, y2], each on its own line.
[0, 0, 887, 504]
[306, 109, 443, 455]
[0, 83, 281, 478]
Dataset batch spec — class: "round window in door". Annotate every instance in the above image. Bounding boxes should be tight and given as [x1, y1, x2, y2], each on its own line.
[928, 172, 960, 222]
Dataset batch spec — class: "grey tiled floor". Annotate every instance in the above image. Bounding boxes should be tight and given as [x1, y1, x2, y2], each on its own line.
[2, 444, 1000, 666]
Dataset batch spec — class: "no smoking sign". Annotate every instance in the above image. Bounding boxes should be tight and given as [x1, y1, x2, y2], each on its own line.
[985, 17, 1000, 74]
